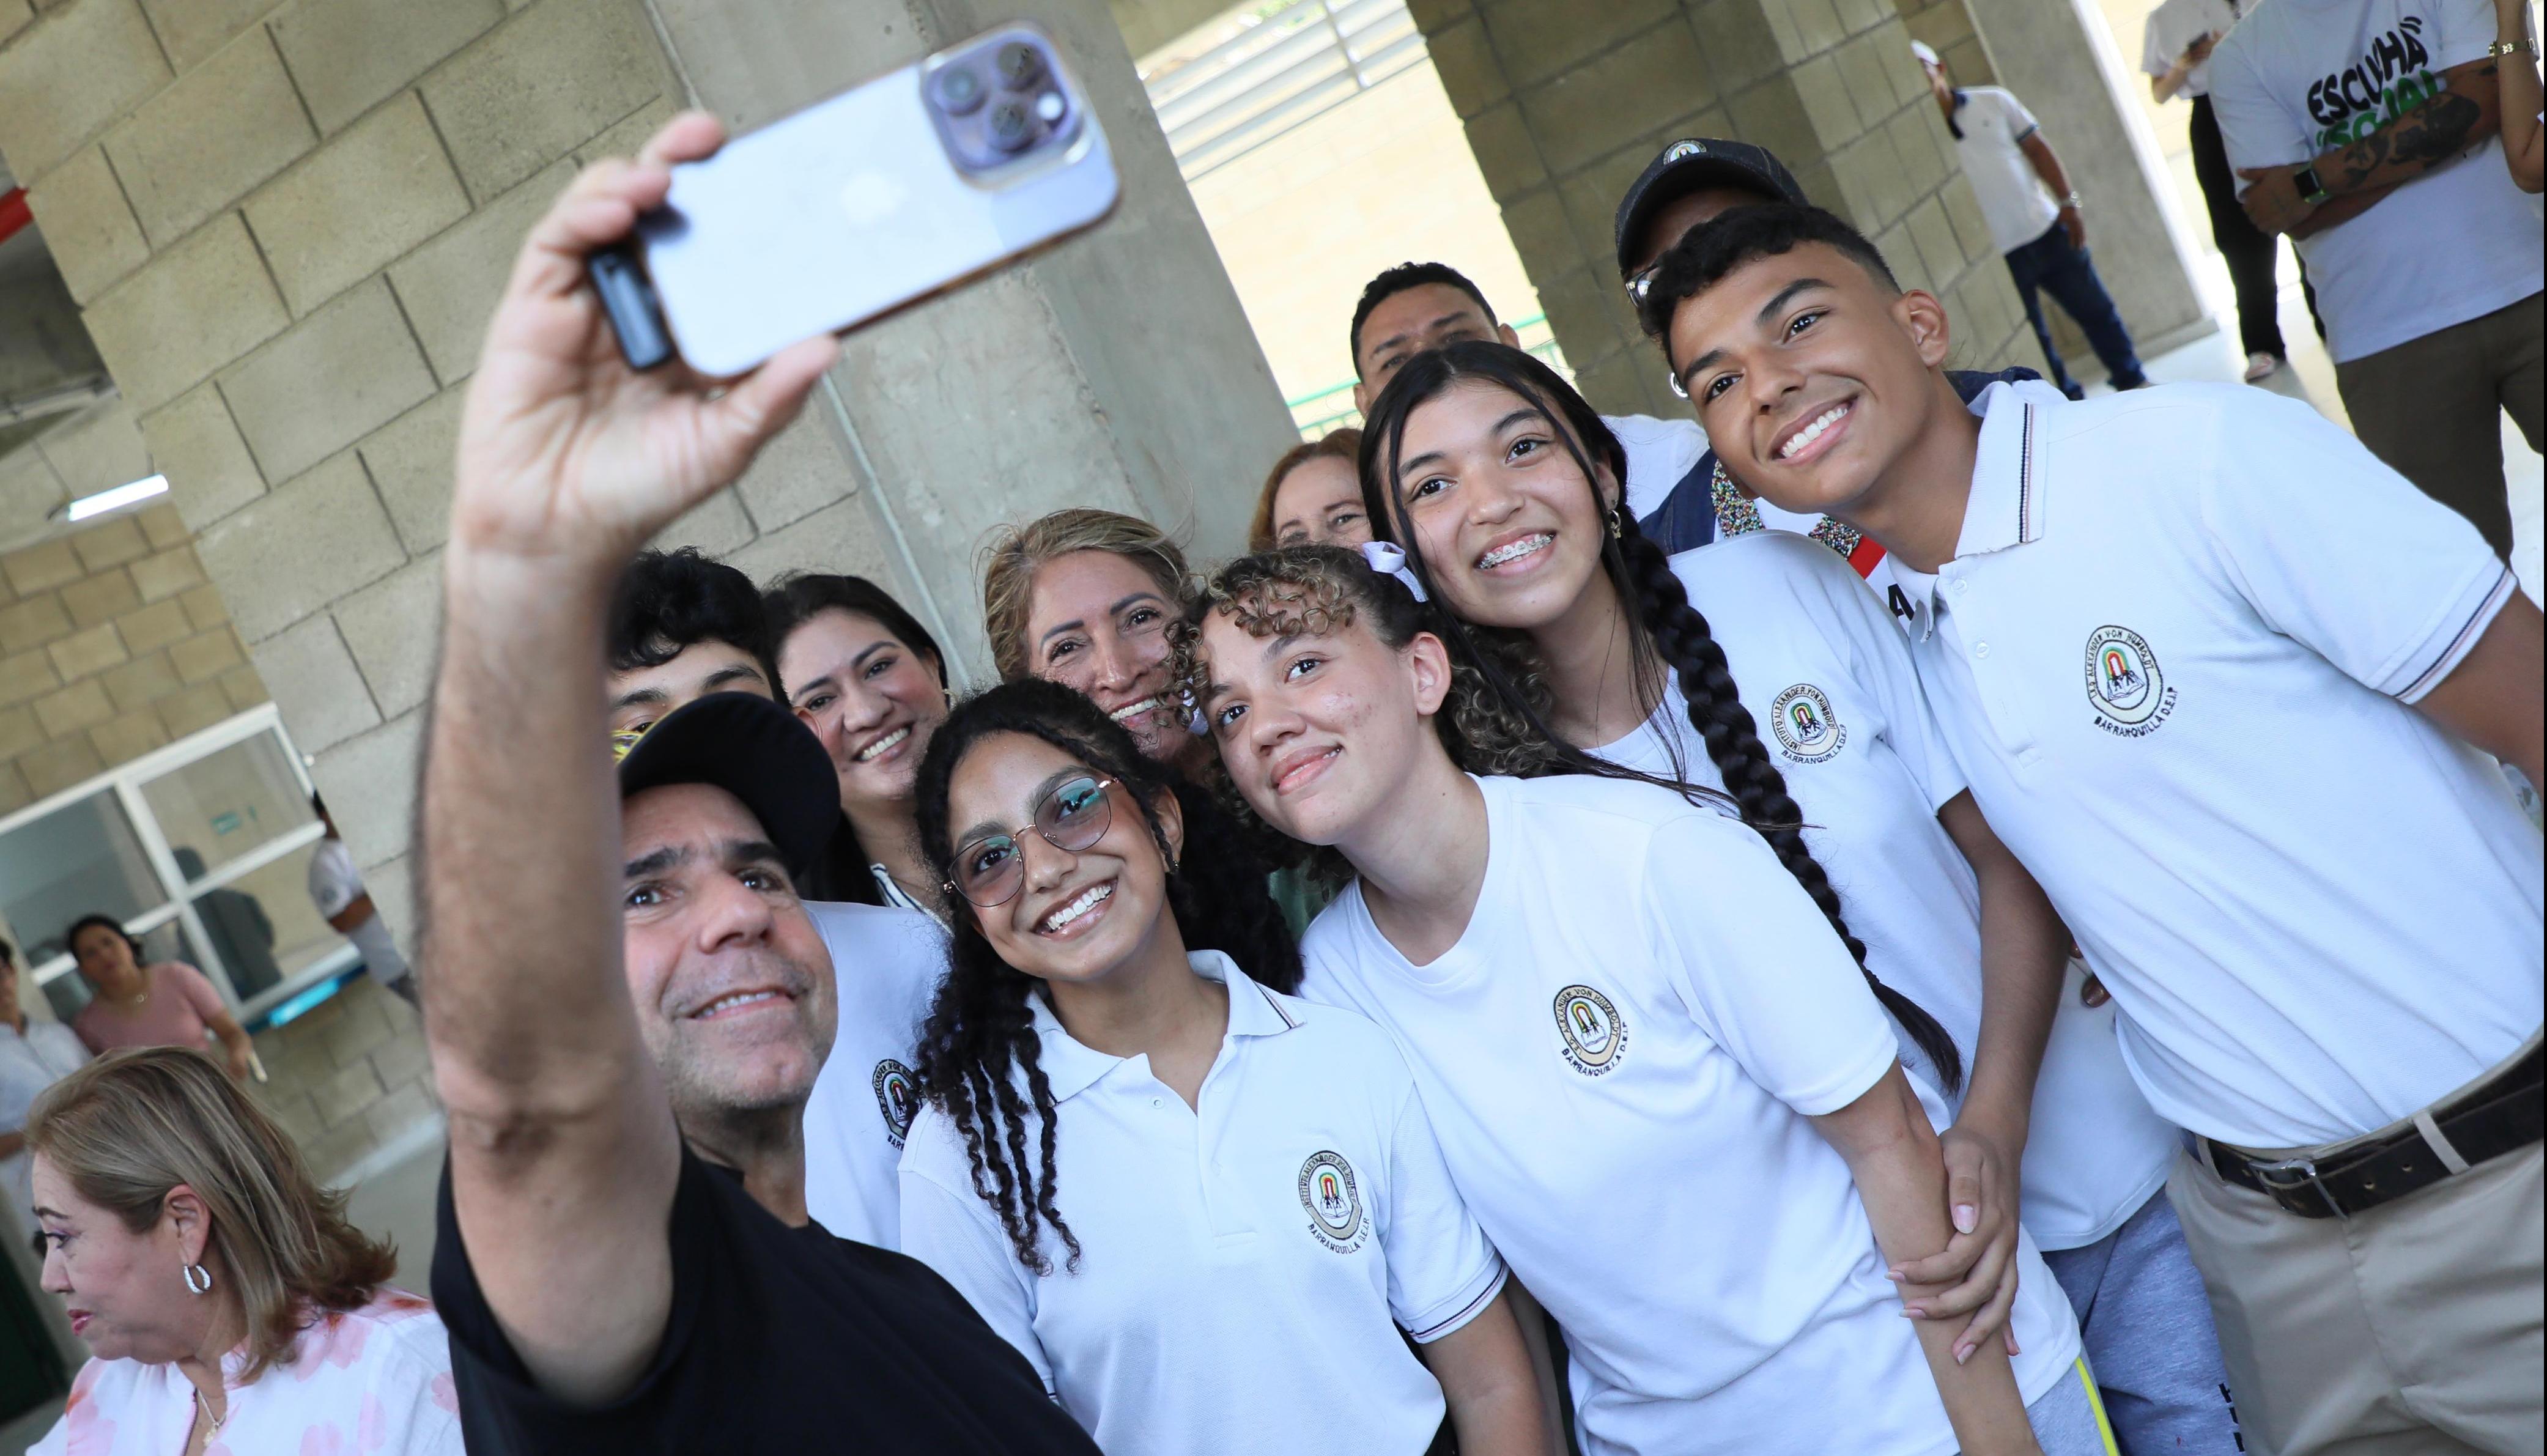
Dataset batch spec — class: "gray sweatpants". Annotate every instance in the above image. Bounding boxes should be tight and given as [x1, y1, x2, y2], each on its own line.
[2041, 1190, 2244, 1455]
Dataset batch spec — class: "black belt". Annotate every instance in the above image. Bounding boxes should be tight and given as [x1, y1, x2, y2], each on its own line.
[2203, 1043, 2543, 1219]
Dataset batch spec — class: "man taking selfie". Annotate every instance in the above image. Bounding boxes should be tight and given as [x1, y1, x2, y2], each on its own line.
[417, 111, 1098, 1455]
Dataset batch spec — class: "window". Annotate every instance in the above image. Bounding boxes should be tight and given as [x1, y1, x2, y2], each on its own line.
[0, 706, 357, 1027]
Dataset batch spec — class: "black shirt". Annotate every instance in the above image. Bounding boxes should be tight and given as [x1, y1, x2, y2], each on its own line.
[432, 1147, 1100, 1454]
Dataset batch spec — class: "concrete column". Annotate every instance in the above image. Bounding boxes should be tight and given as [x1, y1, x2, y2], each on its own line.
[0, 0, 1288, 1178]
[1955, 0, 2211, 358]
[643, 0, 1299, 684]
[1408, 0, 2047, 421]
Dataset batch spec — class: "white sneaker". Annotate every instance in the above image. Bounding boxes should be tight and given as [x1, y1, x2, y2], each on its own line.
[2242, 352, 2280, 382]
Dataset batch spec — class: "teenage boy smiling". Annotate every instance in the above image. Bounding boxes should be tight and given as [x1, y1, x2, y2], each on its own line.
[1636, 202, 2543, 1456]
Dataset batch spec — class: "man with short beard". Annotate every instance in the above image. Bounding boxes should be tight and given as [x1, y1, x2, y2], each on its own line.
[418, 110, 1098, 1455]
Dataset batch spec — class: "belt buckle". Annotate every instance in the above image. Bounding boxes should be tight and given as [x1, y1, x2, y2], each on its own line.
[2249, 1153, 2348, 1219]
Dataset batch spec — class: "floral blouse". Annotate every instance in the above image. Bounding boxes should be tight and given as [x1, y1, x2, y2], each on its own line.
[32, 1290, 462, 1456]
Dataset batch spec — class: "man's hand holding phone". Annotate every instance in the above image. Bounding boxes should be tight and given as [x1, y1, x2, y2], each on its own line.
[451, 112, 838, 585]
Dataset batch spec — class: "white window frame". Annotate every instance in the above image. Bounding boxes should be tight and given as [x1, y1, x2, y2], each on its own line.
[1, 703, 361, 1025]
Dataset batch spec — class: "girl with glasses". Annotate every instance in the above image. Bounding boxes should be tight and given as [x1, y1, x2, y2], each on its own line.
[895, 679, 1547, 1456]
[1181, 545, 2104, 1455]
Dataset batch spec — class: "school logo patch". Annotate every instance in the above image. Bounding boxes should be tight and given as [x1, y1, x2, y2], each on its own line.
[2083, 626, 2176, 737]
[871, 1059, 917, 1148]
[1769, 683, 1847, 764]
[1553, 985, 1627, 1076]
[1298, 1151, 1366, 1253]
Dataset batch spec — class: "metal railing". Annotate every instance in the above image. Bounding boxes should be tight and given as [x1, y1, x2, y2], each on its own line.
[1142, 0, 1425, 182]
[1287, 313, 1573, 438]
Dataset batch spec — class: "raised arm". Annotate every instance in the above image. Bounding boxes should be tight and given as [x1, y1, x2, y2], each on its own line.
[421, 112, 837, 1405]
[2150, 31, 2216, 104]
[1814, 1066, 2042, 1456]
[2239, 56, 2504, 233]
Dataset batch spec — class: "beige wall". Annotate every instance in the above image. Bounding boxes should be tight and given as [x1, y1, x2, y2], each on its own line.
[1410, 0, 2047, 421]
[1178, 46, 1548, 412]
[0, 503, 257, 815]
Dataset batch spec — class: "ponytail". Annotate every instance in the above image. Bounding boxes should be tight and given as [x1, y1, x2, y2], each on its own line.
[1358, 341, 1962, 1092]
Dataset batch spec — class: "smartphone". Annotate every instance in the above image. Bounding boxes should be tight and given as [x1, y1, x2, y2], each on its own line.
[591, 23, 1120, 375]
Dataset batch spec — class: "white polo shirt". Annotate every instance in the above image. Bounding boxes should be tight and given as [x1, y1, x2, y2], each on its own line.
[1947, 87, 2064, 256]
[799, 898, 947, 1249]
[1890, 379, 2543, 1150]
[1299, 774, 2081, 1456]
[897, 951, 1505, 1456]
[1595, 531, 2177, 1247]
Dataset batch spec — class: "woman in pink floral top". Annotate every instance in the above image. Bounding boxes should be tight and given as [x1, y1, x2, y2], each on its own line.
[24, 1048, 460, 1456]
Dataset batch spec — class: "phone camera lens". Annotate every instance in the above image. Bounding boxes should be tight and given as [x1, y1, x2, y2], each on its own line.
[936, 65, 985, 114]
[994, 42, 1045, 90]
[987, 98, 1037, 151]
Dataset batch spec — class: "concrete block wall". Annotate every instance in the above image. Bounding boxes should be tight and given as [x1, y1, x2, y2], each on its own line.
[0, 502, 259, 815]
[1408, 0, 2046, 421]
[242, 972, 434, 1183]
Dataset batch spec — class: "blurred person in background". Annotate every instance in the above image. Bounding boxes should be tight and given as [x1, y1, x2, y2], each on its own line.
[0, 939, 88, 1240]
[307, 796, 417, 1007]
[168, 848, 279, 1000]
[2212, 0, 2543, 557]
[1249, 429, 1371, 552]
[2143, 0, 2293, 382]
[1916, 41, 2151, 402]
[26, 1046, 459, 1455]
[764, 573, 952, 917]
[64, 916, 251, 1082]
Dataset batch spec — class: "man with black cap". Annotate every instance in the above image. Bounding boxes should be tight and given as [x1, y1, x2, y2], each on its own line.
[1614, 136, 2045, 618]
[416, 111, 1099, 1454]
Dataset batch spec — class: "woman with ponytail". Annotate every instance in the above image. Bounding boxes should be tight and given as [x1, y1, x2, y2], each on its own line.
[1361, 337, 2192, 1301]
[1182, 545, 2103, 1454]
[894, 679, 1544, 1456]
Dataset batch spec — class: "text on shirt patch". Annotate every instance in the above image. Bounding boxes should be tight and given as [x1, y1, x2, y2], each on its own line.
[872, 1059, 918, 1148]
[1298, 1151, 1367, 1253]
[1770, 684, 1848, 764]
[1553, 985, 1628, 1076]
[2083, 626, 2177, 737]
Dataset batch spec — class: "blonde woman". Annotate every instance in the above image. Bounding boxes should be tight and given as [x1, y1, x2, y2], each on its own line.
[27, 1048, 459, 1456]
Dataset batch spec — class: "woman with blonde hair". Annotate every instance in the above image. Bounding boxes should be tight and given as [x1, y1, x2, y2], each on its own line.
[26, 1047, 459, 1456]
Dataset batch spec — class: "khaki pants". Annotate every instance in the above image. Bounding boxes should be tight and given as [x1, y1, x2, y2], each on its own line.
[2168, 1137, 2543, 1455]
[2334, 290, 2545, 558]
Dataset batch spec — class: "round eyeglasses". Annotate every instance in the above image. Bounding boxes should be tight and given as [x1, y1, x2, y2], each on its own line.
[947, 775, 1117, 907]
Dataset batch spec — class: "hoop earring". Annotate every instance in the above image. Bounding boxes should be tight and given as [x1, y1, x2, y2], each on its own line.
[1606, 504, 1624, 540]
[183, 1262, 212, 1295]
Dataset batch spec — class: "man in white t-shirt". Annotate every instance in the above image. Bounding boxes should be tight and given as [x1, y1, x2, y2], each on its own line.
[1638, 199, 2543, 1456]
[2208, 0, 2545, 556]
[306, 794, 415, 1006]
[1915, 42, 2151, 403]
[2142, 0, 2293, 382]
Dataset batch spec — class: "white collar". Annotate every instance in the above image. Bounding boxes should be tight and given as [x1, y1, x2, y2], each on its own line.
[1025, 950, 1295, 1104]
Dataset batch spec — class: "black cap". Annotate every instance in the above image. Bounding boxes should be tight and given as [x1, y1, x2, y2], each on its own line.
[617, 692, 839, 883]
[1613, 138, 1809, 276]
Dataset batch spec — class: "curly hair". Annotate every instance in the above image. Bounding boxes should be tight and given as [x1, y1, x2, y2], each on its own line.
[911, 678, 1299, 1273]
[978, 509, 1192, 684]
[1356, 341, 1964, 1091]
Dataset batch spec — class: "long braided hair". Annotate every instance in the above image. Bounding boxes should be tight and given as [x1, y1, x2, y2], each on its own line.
[911, 678, 1300, 1273]
[1357, 340, 1962, 1091]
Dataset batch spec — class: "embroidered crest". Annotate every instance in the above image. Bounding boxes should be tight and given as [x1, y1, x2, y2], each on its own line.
[1298, 1151, 1367, 1253]
[1770, 683, 1847, 764]
[1553, 985, 1627, 1076]
[871, 1059, 918, 1147]
[2083, 626, 2176, 736]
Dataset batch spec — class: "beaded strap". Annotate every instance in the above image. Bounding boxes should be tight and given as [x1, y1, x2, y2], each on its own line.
[1709, 459, 1861, 562]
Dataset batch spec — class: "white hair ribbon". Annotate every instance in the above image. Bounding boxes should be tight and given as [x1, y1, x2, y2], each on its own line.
[1359, 541, 1429, 603]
